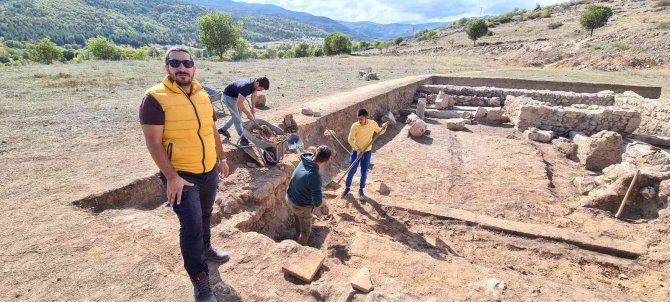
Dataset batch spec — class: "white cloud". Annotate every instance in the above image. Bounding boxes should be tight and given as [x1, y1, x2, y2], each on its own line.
[236, 0, 566, 24]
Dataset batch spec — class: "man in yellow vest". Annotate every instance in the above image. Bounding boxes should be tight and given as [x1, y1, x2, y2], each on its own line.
[342, 109, 388, 199]
[140, 46, 229, 302]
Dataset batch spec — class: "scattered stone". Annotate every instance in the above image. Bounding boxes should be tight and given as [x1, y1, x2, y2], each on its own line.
[618, 273, 630, 280]
[445, 118, 467, 131]
[246, 162, 258, 168]
[630, 134, 670, 148]
[640, 186, 657, 200]
[350, 267, 374, 293]
[474, 107, 487, 118]
[408, 119, 428, 138]
[363, 72, 379, 81]
[573, 176, 598, 195]
[301, 108, 314, 116]
[523, 127, 553, 143]
[312, 111, 322, 117]
[577, 131, 625, 172]
[434, 91, 449, 109]
[368, 181, 391, 195]
[417, 98, 427, 119]
[282, 114, 298, 133]
[256, 95, 267, 107]
[385, 112, 397, 126]
[406, 113, 421, 124]
[282, 249, 325, 283]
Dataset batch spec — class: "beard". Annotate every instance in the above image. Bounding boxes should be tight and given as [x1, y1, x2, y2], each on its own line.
[170, 72, 193, 86]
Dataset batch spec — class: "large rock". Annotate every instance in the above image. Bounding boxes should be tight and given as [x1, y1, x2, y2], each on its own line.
[282, 248, 325, 283]
[434, 91, 449, 109]
[408, 119, 428, 138]
[417, 98, 427, 119]
[301, 108, 314, 116]
[485, 108, 504, 122]
[523, 127, 553, 143]
[445, 118, 467, 131]
[577, 131, 625, 172]
[381, 112, 397, 126]
[363, 72, 379, 81]
[350, 267, 374, 293]
[553, 137, 578, 160]
[256, 94, 267, 107]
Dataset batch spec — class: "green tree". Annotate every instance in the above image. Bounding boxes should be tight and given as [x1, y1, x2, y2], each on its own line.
[465, 19, 488, 46]
[28, 37, 63, 64]
[197, 12, 242, 58]
[580, 5, 613, 37]
[309, 46, 324, 57]
[291, 43, 310, 58]
[394, 37, 404, 45]
[323, 32, 351, 55]
[87, 36, 121, 60]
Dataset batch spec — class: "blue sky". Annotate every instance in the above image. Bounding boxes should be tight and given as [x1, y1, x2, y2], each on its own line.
[236, 0, 567, 24]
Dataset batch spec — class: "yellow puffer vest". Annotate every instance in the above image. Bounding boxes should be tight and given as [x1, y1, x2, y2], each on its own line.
[146, 76, 217, 174]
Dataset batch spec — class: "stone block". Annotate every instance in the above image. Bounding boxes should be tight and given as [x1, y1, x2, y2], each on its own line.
[577, 131, 625, 172]
[351, 267, 374, 293]
[282, 250, 325, 283]
[445, 118, 467, 131]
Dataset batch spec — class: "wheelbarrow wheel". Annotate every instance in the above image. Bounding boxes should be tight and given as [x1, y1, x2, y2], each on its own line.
[262, 147, 278, 166]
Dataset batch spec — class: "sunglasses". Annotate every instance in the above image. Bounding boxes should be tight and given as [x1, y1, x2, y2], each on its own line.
[166, 59, 194, 68]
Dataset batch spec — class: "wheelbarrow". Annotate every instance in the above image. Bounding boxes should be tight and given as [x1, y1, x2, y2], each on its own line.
[239, 119, 287, 166]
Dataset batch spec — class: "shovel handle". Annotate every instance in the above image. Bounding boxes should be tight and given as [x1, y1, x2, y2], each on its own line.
[335, 134, 380, 184]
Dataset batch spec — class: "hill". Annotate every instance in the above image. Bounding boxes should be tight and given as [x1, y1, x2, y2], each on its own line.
[384, 0, 670, 70]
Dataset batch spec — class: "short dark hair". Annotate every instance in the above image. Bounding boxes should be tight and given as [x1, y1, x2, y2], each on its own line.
[256, 76, 270, 90]
[165, 46, 193, 63]
[313, 145, 332, 163]
[357, 109, 369, 117]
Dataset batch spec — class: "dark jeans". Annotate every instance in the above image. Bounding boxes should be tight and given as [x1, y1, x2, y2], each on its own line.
[160, 165, 219, 279]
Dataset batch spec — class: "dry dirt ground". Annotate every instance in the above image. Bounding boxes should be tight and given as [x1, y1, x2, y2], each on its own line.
[1, 55, 670, 301]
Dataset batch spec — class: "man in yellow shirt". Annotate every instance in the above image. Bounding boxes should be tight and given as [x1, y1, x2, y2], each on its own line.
[342, 109, 388, 199]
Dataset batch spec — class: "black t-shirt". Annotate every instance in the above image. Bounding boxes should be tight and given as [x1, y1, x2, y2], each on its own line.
[223, 77, 255, 98]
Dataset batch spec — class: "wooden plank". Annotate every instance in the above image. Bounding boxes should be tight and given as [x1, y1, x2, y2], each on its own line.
[384, 201, 646, 259]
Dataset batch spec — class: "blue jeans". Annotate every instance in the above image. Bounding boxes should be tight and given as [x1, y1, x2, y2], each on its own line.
[160, 165, 219, 279]
[345, 151, 372, 190]
[219, 95, 243, 136]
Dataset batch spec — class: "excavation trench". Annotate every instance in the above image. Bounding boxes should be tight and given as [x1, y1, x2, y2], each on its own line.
[72, 75, 658, 259]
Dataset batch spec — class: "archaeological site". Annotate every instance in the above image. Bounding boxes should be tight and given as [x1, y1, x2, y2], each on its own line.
[73, 75, 670, 301]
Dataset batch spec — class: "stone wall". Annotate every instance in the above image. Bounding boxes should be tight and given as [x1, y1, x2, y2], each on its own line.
[615, 92, 670, 137]
[429, 76, 662, 99]
[419, 85, 616, 107]
[504, 96, 641, 135]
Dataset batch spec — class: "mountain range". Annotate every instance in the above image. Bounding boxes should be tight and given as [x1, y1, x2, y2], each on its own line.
[0, 0, 448, 46]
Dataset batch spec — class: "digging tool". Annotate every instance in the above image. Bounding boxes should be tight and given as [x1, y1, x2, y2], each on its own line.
[615, 170, 640, 219]
[324, 129, 351, 155]
[244, 98, 277, 163]
[326, 133, 381, 190]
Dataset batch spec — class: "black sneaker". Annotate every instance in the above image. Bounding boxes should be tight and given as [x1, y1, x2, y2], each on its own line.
[239, 137, 250, 146]
[340, 187, 350, 198]
[205, 247, 230, 263]
[192, 272, 216, 302]
[358, 189, 366, 199]
[217, 128, 231, 138]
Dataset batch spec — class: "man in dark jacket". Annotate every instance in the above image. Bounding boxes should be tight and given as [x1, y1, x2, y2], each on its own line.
[217, 77, 270, 146]
[286, 145, 332, 246]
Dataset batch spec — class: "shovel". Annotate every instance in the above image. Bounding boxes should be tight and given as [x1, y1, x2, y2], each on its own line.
[325, 133, 381, 191]
[287, 134, 305, 153]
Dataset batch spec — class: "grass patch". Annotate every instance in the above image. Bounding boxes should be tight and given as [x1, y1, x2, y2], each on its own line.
[46, 79, 99, 88]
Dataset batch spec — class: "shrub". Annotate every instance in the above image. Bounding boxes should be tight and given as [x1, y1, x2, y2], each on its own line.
[548, 22, 563, 29]
[28, 37, 63, 64]
[87, 36, 121, 60]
